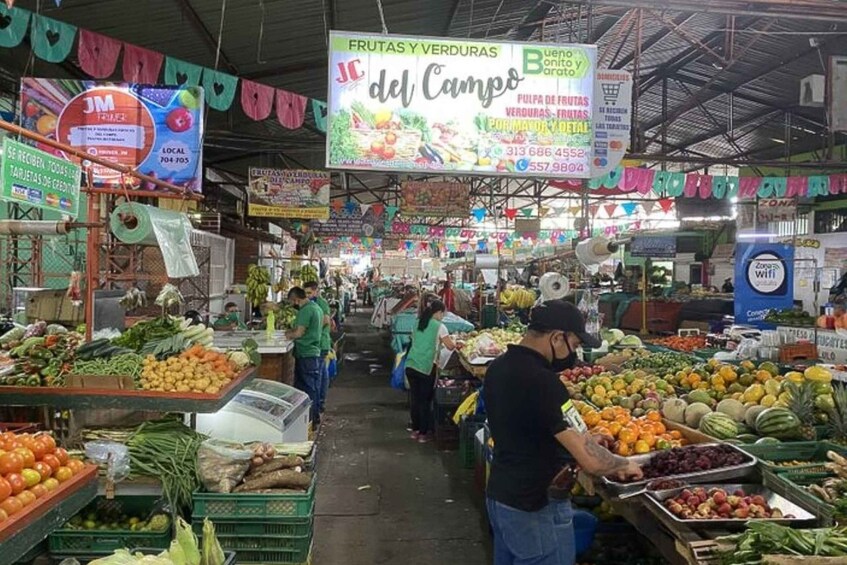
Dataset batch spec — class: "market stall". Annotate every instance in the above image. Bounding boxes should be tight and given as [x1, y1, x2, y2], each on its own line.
[213, 330, 295, 385]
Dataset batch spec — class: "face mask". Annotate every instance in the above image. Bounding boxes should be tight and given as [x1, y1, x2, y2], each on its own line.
[226, 312, 240, 322]
[550, 334, 577, 372]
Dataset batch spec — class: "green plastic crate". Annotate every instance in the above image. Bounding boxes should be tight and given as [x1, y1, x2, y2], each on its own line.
[459, 415, 486, 469]
[192, 477, 315, 520]
[762, 469, 835, 525]
[741, 441, 829, 473]
[192, 509, 313, 539]
[225, 540, 312, 564]
[48, 496, 170, 556]
[205, 532, 312, 552]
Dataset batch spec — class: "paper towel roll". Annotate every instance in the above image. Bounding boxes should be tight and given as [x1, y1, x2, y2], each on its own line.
[539, 272, 570, 301]
[475, 255, 500, 270]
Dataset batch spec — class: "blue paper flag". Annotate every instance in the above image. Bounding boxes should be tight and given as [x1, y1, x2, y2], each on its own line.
[472, 208, 487, 222]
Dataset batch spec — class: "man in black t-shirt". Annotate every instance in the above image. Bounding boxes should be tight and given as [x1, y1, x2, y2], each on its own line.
[483, 300, 642, 565]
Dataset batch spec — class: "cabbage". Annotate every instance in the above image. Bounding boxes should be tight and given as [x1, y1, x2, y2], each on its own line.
[620, 335, 643, 347]
[600, 328, 625, 345]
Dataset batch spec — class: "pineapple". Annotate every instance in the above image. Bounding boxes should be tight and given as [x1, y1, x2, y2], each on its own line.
[828, 383, 847, 445]
[785, 381, 817, 441]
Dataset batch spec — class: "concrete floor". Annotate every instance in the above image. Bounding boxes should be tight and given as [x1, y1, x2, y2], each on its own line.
[313, 309, 492, 565]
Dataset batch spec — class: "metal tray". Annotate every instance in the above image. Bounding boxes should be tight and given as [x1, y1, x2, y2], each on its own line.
[601, 443, 758, 496]
[646, 483, 817, 529]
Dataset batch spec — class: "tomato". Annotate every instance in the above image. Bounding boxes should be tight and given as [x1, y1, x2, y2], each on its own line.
[54, 448, 69, 466]
[0, 497, 22, 516]
[0, 508, 7, 522]
[30, 440, 48, 461]
[29, 484, 47, 499]
[17, 434, 35, 452]
[384, 132, 397, 145]
[0, 453, 23, 475]
[6, 473, 24, 495]
[41, 454, 60, 473]
[20, 469, 40, 488]
[42, 478, 58, 492]
[32, 462, 52, 481]
[13, 447, 35, 469]
[37, 434, 56, 454]
[54, 467, 73, 483]
[67, 460, 85, 475]
[382, 146, 396, 160]
[16, 490, 35, 507]
[0, 477, 10, 502]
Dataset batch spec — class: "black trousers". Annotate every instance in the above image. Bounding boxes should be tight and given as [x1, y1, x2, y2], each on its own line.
[406, 367, 436, 435]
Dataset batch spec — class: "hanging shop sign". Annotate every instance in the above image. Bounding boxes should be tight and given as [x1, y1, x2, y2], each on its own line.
[515, 217, 541, 233]
[327, 31, 596, 178]
[734, 243, 795, 326]
[631, 236, 677, 258]
[756, 198, 796, 223]
[247, 168, 330, 219]
[20, 79, 204, 191]
[0, 137, 81, 218]
[311, 204, 386, 238]
[400, 180, 469, 217]
[591, 69, 631, 177]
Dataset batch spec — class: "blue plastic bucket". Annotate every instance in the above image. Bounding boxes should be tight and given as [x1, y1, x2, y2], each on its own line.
[573, 509, 598, 555]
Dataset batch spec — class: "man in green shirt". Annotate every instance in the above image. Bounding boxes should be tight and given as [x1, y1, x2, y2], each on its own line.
[304, 281, 333, 416]
[285, 287, 323, 423]
[212, 302, 247, 331]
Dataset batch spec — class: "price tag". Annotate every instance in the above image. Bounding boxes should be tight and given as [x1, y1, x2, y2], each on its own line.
[562, 399, 587, 433]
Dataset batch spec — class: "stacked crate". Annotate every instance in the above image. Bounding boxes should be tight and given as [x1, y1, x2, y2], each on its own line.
[192, 477, 315, 564]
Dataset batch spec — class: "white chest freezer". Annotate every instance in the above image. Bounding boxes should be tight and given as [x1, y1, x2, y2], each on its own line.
[195, 379, 311, 443]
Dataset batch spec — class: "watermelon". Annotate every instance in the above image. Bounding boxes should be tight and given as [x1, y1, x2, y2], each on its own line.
[745, 405, 768, 429]
[698, 411, 739, 440]
[755, 436, 781, 445]
[755, 408, 801, 439]
[736, 434, 759, 444]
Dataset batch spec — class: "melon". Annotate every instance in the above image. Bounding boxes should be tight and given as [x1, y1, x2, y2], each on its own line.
[698, 412, 739, 440]
[736, 434, 759, 444]
[716, 398, 746, 422]
[745, 405, 767, 429]
[688, 390, 712, 405]
[661, 398, 688, 424]
[755, 436, 781, 445]
[684, 402, 713, 429]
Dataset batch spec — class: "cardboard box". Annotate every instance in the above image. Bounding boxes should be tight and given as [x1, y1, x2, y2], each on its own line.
[26, 289, 84, 324]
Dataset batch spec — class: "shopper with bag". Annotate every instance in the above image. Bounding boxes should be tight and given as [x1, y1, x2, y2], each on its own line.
[483, 300, 643, 565]
[405, 300, 455, 444]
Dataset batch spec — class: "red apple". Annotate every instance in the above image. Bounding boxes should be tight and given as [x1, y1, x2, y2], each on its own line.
[166, 108, 193, 133]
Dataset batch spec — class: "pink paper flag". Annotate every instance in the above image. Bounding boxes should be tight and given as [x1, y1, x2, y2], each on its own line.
[371, 203, 384, 217]
[738, 177, 762, 199]
[122, 43, 164, 83]
[684, 174, 700, 198]
[786, 176, 808, 198]
[276, 90, 307, 129]
[698, 175, 713, 199]
[830, 174, 847, 195]
[78, 30, 121, 78]
[241, 80, 275, 121]
[604, 203, 617, 217]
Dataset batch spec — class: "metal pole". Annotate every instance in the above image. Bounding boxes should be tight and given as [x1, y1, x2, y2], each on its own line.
[85, 194, 100, 342]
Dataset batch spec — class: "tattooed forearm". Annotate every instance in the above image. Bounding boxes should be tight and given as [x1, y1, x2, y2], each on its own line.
[583, 434, 630, 475]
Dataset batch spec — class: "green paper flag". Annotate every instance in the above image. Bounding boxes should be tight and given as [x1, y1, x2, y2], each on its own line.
[520, 208, 534, 218]
[202, 68, 238, 111]
[165, 57, 203, 86]
[0, 5, 30, 48]
[31, 14, 76, 63]
[665, 173, 685, 197]
[311, 99, 327, 132]
[758, 177, 787, 198]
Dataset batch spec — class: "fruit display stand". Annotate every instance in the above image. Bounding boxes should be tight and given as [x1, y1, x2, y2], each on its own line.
[458, 351, 491, 379]
[0, 464, 98, 564]
[213, 331, 295, 385]
[0, 366, 257, 412]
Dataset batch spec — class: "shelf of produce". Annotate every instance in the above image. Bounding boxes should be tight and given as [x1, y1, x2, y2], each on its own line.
[0, 465, 98, 564]
[0, 367, 257, 412]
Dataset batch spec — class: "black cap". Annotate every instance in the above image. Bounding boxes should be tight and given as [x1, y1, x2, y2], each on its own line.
[528, 299, 602, 348]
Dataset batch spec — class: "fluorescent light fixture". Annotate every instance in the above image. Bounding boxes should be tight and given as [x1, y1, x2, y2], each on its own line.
[737, 232, 778, 239]
[769, 138, 786, 144]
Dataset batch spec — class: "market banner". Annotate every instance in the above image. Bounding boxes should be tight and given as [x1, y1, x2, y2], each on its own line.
[327, 31, 596, 178]
[311, 203, 386, 238]
[756, 198, 796, 223]
[631, 236, 676, 258]
[20, 79, 204, 192]
[0, 137, 81, 218]
[734, 243, 795, 326]
[400, 180, 469, 217]
[247, 168, 330, 219]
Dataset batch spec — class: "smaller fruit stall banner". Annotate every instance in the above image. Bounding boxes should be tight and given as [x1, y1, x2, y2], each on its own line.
[734, 243, 795, 326]
[247, 168, 330, 219]
[327, 31, 596, 178]
[400, 180, 469, 217]
[20, 79, 204, 192]
[311, 203, 386, 238]
[0, 137, 81, 218]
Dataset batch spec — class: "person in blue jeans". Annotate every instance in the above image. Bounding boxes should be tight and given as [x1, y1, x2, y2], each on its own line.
[483, 300, 642, 565]
[304, 281, 333, 415]
[285, 287, 324, 424]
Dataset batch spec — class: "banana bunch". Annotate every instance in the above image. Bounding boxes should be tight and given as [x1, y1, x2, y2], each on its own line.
[301, 265, 319, 284]
[500, 286, 536, 310]
[247, 264, 270, 307]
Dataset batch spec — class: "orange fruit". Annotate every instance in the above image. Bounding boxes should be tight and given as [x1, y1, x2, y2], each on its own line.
[646, 410, 662, 422]
[616, 442, 632, 456]
[583, 412, 601, 427]
[614, 414, 631, 425]
[640, 432, 657, 447]
[607, 422, 623, 437]
[54, 467, 73, 483]
[634, 440, 651, 454]
[600, 408, 616, 421]
[669, 430, 682, 440]
[594, 427, 612, 438]
[652, 422, 667, 435]
[618, 428, 637, 443]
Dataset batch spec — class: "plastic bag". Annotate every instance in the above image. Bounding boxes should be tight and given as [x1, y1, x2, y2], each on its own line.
[472, 334, 502, 357]
[390, 351, 407, 391]
[197, 439, 253, 493]
[735, 337, 760, 360]
[84, 441, 131, 483]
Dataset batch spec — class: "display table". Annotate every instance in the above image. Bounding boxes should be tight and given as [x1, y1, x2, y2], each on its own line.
[776, 326, 847, 364]
[213, 330, 295, 385]
[458, 352, 489, 379]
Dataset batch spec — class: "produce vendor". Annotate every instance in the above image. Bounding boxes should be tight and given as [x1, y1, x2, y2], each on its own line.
[483, 299, 643, 565]
[285, 287, 324, 424]
[304, 281, 334, 418]
[212, 302, 247, 331]
[439, 279, 456, 313]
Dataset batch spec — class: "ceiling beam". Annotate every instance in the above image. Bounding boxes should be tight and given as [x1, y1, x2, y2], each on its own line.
[512, 1, 554, 40]
[174, 0, 239, 74]
[562, 0, 847, 22]
[444, 0, 463, 35]
[660, 106, 781, 150]
[645, 10, 724, 64]
[613, 13, 695, 69]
